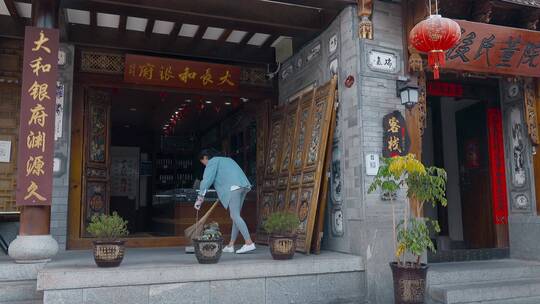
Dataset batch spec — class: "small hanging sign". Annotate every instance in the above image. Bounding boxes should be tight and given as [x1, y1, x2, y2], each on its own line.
[382, 111, 410, 158]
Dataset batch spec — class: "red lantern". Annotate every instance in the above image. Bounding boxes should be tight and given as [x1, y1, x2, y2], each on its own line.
[409, 15, 461, 79]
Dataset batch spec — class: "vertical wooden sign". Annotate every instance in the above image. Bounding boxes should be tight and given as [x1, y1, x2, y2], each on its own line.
[382, 111, 410, 158]
[16, 27, 59, 206]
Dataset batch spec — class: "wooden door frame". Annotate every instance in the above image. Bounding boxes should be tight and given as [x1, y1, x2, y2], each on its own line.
[407, 78, 510, 249]
[67, 79, 274, 249]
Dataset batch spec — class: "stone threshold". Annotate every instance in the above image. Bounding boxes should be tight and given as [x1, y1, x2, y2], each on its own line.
[37, 246, 364, 291]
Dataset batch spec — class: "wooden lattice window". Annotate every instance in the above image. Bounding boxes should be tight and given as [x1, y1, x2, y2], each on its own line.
[80, 51, 124, 75]
[0, 84, 20, 213]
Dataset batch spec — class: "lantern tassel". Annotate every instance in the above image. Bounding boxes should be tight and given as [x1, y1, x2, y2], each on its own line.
[428, 50, 445, 80]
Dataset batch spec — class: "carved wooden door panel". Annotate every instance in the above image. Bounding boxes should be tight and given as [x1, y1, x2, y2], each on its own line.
[257, 108, 285, 238]
[297, 79, 337, 253]
[276, 98, 301, 212]
[256, 77, 337, 253]
[81, 88, 111, 236]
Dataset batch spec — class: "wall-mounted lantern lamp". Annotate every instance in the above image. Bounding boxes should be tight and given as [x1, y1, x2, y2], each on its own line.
[396, 79, 419, 109]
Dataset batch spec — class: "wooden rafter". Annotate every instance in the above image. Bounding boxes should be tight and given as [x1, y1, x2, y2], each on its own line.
[169, 22, 181, 38]
[145, 19, 155, 38]
[268, 0, 356, 10]
[90, 10, 97, 27]
[262, 35, 279, 48]
[218, 29, 233, 42]
[61, 0, 325, 37]
[240, 32, 256, 45]
[193, 25, 208, 41]
[66, 23, 275, 64]
[5, 0, 20, 19]
[217, 28, 233, 43]
[119, 15, 127, 32]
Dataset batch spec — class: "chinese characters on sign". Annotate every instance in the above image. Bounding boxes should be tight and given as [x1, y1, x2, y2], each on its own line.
[427, 81, 464, 97]
[487, 108, 509, 225]
[124, 54, 240, 92]
[367, 50, 398, 73]
[382, 111, 410, 158]
[16, 27, 59, 206]
[446, 20, 540, 77]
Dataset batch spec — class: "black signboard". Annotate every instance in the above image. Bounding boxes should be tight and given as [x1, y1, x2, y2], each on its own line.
[382, 111, 410, 158]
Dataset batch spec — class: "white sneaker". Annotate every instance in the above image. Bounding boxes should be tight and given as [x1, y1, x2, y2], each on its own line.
[235, 243, 256, 254]
[222, 245, 234, 253]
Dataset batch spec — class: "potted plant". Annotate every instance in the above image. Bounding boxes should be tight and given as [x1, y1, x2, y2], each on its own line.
[87, 212, 129, 268]
[263, 211, 300, 260]
[193, 222, 223, 264]
[368, 154, 447, 304]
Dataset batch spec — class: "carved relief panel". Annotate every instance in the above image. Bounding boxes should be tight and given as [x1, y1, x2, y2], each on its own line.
[501, 79, 535, 213]
[82, 88, 112, 234]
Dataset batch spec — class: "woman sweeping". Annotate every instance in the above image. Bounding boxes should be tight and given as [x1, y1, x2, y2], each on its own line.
[194, 148, 255, 254]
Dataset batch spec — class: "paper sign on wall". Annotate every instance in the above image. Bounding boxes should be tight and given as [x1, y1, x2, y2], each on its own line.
[0, 141, 11, 163]
[365, 153, 380, 176]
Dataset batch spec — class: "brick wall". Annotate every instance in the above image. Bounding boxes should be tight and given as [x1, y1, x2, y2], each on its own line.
[50, 44, 75, 250]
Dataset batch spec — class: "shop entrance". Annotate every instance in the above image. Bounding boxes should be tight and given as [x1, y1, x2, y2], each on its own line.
[423, 80, 509, 262]
[68, 85, 265, 249]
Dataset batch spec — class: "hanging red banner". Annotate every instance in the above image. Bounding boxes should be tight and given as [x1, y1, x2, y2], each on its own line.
[124, 54, 240, 92]
[16, 27, 59, 206]
[487, 108, 509, 225]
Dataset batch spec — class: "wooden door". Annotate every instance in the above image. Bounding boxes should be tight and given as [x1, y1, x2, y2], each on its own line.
[456, 102, 495, 249]
[80, 88, 112, 236]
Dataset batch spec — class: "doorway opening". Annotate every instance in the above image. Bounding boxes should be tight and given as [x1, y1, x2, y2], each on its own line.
[72, 86, 262, 248]
[423, 80, 510, 262]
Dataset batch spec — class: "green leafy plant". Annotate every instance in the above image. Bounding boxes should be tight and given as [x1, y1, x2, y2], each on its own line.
[87, 212, 129, 241]
[197, 222, 223, 240]
[368, 154, 447, 267]
[263, 212, 300, 235]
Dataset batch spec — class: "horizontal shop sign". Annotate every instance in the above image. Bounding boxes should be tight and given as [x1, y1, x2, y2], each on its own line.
[446, 20, 540, 77]
[427, 81, 464, 97]
[124, 54, 240, 92]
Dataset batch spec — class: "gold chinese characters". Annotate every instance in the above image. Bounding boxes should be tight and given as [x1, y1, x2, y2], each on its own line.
[20, 28, 55, 204]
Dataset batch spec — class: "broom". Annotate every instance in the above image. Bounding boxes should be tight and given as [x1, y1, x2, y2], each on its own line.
[184, 200, 220, 253]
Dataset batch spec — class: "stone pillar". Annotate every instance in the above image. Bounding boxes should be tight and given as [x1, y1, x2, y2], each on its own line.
[8, 0, 59, 263]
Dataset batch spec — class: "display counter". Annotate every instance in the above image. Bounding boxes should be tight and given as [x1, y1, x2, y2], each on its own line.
[151, 188, 257, 238]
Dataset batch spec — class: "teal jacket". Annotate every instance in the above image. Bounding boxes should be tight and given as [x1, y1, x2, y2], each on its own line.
[199, 157, 251, 209]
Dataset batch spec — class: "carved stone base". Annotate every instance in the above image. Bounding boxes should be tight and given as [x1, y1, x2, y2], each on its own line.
[8, 235, 59, 263]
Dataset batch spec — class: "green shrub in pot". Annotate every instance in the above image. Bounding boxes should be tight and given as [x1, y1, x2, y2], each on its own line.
[87, 212, 129, 268]
[368, 154, 447, 303]
[263, 212, 300, 260]
[87, 212, 129, 241]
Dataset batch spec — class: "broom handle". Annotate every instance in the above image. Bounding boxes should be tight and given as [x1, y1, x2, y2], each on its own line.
[195, 199, 220, 233]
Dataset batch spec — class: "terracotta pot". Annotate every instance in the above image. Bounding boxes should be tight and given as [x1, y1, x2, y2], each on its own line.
[92, 240, 125, 267]
[193, 238, 223, 264]
[269, 234, 296, 260]
[390, 262, 429, 304]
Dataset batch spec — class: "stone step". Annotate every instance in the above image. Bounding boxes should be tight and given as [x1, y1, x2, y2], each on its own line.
[0, 281, 42, 303]
[477, 296, 540, 304]
[0, 260, 44, 283]
[0, 301, 42, 304]
[429, 278, 540, 304]
[428, 260, 540, 286]
[428, 296, 540, 304]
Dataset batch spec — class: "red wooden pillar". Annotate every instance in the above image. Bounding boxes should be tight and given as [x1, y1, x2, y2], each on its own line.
[9, 0, 60, 263]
